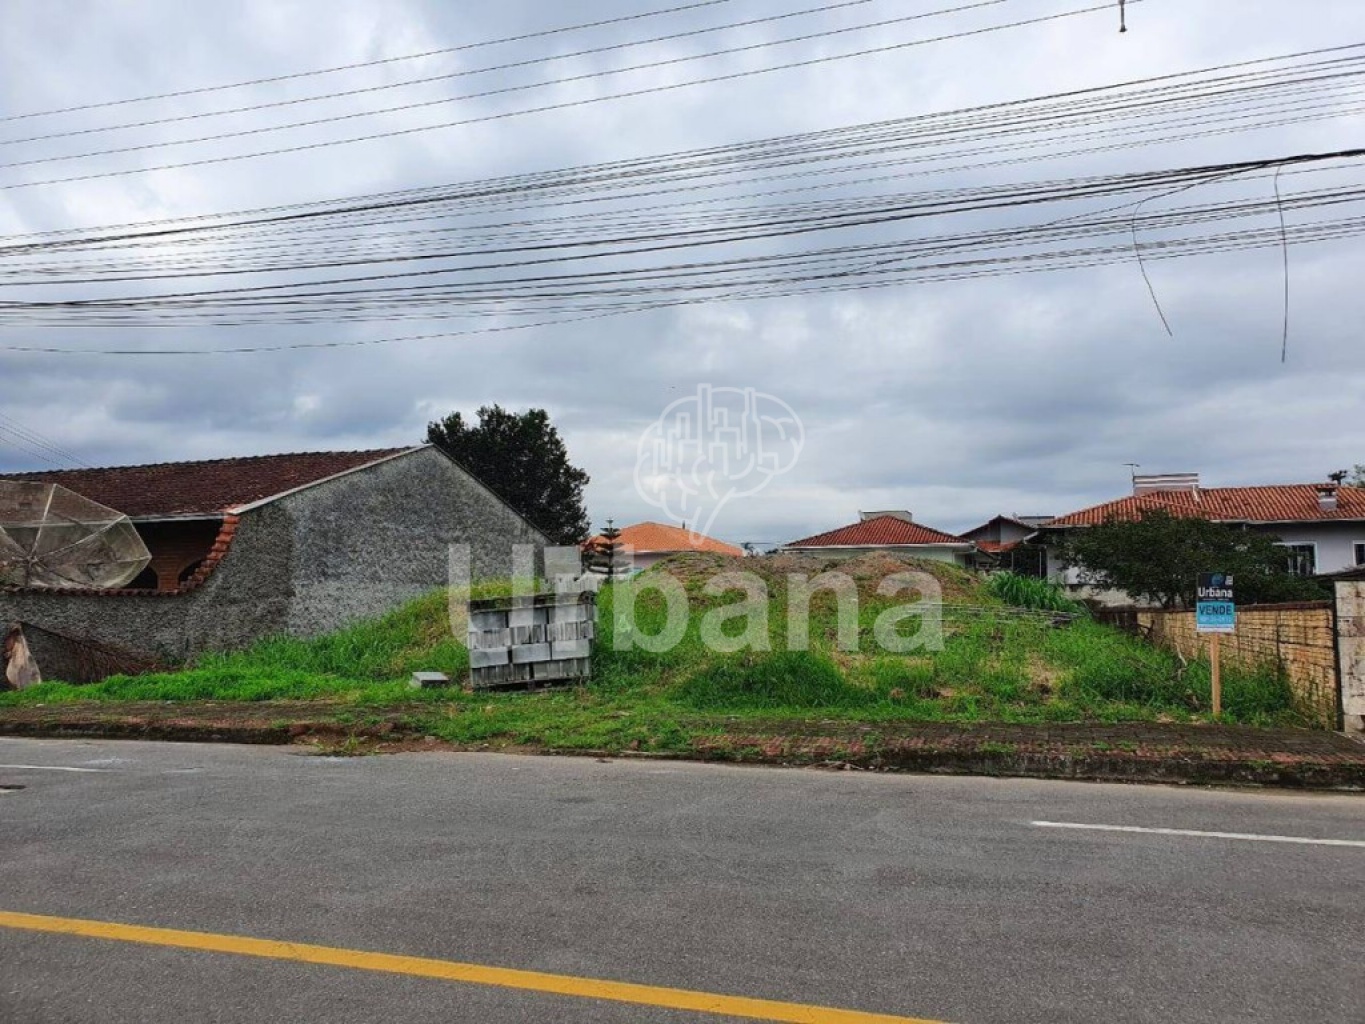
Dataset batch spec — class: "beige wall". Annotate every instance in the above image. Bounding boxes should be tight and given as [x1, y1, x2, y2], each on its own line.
[1137, 603, 1338, 729]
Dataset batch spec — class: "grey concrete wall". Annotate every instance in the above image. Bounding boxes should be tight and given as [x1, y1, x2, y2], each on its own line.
[0, 589, 199, 666]
[0, 447, 547, 670]
[272, 447, 547, 636]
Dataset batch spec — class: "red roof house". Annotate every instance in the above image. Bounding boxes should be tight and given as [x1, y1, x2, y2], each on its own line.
[587, 521, 743, 571]
[783, 511, 974, 565]
[1042, 474, 1365, 577]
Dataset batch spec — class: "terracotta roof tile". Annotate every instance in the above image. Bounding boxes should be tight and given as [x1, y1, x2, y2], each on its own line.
[974, 540, 1021, 554]
[786, 516, 967, 548]
[1050, 484, 1365, 527]
[589, 521, 743, 556]
[3, 448, 413, 518]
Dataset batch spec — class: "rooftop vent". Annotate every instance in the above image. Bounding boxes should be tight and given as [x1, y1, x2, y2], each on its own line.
[1133, 472, 1200, 497]
[1316, 484, 1339, 512]
[860, 509, 913, 523]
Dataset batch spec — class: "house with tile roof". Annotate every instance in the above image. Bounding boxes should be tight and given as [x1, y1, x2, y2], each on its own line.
[782, 511, 975, 565]
[586, 521, 743, 572]
[1037, 473, 1365, 583]
[0, 445, 546, 675]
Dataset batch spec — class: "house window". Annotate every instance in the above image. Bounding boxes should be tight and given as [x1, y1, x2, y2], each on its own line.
[1355, 542, 1365, 567]
[1280, 543, 1317, 577]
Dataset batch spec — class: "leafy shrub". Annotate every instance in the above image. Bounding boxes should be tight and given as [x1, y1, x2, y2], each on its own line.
[984, 572, 1086, 614]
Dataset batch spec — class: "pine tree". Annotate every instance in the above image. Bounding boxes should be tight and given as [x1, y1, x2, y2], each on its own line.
[586, 520, 627, 578]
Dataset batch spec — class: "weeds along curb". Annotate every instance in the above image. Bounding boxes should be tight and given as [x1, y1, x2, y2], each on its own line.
[4, 710, 1362, 791]
[684, 741, 1365, 791]
[0, 714, 403, 746]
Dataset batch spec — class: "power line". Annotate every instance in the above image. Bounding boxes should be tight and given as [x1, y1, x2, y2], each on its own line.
[3, 148, 1360, 349]
[2, 52, 1356, 289]
[0, 413, 89, 467]
[0, 0, 883, 148]
[9, 33, 1339, 253]
[4, 2, 993, 170]
[0, 0, 746, 123]
[0, 0, 1138, 189]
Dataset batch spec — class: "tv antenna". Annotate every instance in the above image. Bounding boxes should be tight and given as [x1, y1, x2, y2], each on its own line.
[0, 481, 150, 589]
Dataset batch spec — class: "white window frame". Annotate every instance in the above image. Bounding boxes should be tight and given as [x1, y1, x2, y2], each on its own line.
[1355, 540, 1365, 567]
[1277, 541, 1318, 577]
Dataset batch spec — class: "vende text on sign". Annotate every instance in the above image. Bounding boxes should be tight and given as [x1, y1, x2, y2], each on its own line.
[1195, 572, 1236, 634]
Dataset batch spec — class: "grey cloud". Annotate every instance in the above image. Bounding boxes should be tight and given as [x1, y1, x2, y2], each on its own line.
[0, 0, 1362, 548]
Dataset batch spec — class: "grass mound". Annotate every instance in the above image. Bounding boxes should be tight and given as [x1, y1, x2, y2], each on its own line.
[0, 565, 1308, 733]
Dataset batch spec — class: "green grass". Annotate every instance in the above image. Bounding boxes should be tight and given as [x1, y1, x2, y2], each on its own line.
[0, 555, 1310, 749]
[983, 572, 1088, 614]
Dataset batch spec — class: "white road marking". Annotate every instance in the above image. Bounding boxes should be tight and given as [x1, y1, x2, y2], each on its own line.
[0, 763, 112, 773]
[1031, 821, 1365, 848]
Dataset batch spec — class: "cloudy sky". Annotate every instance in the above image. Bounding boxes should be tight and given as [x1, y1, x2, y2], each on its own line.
[0, 0, 1362, 546]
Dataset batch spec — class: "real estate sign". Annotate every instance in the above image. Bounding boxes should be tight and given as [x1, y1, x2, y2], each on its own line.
[1196, 573, 1236, 633]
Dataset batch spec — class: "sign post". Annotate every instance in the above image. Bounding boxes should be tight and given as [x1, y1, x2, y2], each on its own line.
[1195, 573, 1236, 717]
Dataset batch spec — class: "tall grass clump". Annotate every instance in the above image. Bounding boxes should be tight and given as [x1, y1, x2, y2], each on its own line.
[673, 650, 868, 711]
[985, 572, 1087, 614]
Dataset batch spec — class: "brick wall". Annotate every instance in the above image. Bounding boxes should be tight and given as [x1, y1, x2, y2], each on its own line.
[134, 519, 223, 592]
[1137, 603, 1337, 728]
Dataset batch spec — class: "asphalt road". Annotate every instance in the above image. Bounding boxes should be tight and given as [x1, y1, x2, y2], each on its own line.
[1, 738, 1361, 1024]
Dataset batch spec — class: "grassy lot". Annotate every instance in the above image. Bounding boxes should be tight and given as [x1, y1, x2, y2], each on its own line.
[0, 554, 1305, 752]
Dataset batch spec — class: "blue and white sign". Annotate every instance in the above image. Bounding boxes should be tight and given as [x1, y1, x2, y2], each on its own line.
[1196, 572, 1236, 634]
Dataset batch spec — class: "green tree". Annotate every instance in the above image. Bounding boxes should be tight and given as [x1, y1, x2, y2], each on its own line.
[1056, 510, 1327, 609]
[427, 405, 590, 545]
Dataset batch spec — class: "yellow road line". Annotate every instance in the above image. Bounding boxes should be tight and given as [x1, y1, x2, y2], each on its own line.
[0, 910, 946, 1024]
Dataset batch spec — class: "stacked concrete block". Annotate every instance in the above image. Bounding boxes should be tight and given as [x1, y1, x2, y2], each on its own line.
[467, 591, 596, 689]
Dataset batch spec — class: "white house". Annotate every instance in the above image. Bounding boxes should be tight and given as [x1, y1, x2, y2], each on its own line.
[1036, 474, 1365, 590]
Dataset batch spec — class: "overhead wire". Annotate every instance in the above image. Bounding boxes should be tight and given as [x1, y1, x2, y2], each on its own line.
[0, 0, 884, 148]
[0, 0, 746, 123]
[1, 149, 1359, 340]
[0, 0, 1141, 189]
[6, 35, 1352, 252]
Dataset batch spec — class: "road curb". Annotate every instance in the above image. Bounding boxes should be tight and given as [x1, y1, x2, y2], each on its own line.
[2, 707, 1362, 790]
[684, 740, 1365, 790]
